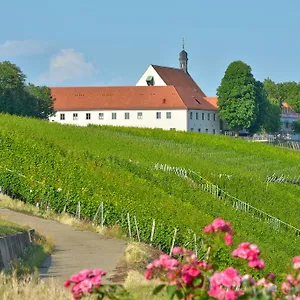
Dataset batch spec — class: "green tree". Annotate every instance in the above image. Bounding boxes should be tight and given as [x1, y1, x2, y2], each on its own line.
[0, 61, 26, 115]
[292, 118, 300, 133]
[25, 84, 55, 119]
[262, 79, 281, 133]
[217, 61, 260, 132]
[0, 61, 55, 119]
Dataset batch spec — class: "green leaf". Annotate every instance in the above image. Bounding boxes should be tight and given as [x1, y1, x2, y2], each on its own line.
[166, 285, 177, 299]
[152, 284, 165, 295]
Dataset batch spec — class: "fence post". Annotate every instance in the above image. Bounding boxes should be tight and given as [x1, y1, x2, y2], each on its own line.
[194, 233, 198, 257]
[150, 219, 156, 246]
[134, 216, 140, 242]
[127, 213, 132, 238]
[169, 228, 178, 256]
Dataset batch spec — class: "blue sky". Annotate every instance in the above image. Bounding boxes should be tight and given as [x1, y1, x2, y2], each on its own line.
[0, 0, 299, 96]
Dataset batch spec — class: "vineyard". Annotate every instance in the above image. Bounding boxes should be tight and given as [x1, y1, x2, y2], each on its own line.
[0, 114, 299, 276]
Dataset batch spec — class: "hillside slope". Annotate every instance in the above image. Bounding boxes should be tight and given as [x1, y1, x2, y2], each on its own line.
[0, 114, 299, 276]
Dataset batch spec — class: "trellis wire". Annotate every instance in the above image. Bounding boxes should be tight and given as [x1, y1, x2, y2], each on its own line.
[155, 163, 300, 237]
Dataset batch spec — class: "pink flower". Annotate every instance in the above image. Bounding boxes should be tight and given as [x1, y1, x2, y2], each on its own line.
[145, 269, 153, 280]
[79, 279, 93, 294]
[204, 224, 214, 233]
[293, 256, 300, 269]
[172, 246, 184, 255]
[181, 272, 193, 284]
[212, 218, 226, 229]
[248, 259, 265, 270]
[281, 282, 291, 295]
[187, 266, 201, 278]
[224, 233, 233, 246]
[70, 269, 91, 283]
[222, 267, 241, 287]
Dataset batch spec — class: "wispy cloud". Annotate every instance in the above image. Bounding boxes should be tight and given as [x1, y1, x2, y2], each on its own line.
[0, 40, 52, 57]
[37, 49, 96, 85]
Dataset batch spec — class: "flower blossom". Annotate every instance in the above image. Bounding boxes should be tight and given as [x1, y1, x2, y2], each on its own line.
[204, 218, 233, 246]
[64, 269, 106, 300]
[293, 256, 300, 270]
[232, 243, 265, 270]
[209, 267, 243, 300]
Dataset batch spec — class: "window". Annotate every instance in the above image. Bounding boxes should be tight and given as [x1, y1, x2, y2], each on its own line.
[86, 113, 91, 120]
[125, 112, 130, 120]
[202, 113, 205, 120]
[166, 112, 172, 119]
[137, 112, 143, 119]
[214, 113, 216, 121]
[170, 128, 176, 131]
[112, 113, 117, 120]
[60, 113, 65, 120]
[206, 129, 208, 133]
[191, 128, 194, 131]
[156, 112, 161, 119]
[73, 113, 78, 120]
[213, 129, 216, 134]
[198, 128, 201, 133]
[196, 112, 198, 120]
[146, 76, 154, 86]
[190, 112, 193, 119]
[208, 113, 211, 121]
[99, 113, 104, 120]
[285, 122, 289, 129]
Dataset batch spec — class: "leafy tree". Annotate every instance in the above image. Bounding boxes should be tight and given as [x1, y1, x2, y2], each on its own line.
[0, 61, 55, 119]
[264, 79, 300, 113]
[292, 118, 300, 133]
[262, 79, 281, 133]
[0, 61, 26, 115]
[217, 61, 261, 132]
[25, 84, 55, 119]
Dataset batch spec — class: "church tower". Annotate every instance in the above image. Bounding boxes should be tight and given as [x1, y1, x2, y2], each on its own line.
[179, 38, 188, 73]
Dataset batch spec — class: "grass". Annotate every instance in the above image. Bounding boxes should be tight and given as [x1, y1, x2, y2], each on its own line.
[0, 217, 27, 237]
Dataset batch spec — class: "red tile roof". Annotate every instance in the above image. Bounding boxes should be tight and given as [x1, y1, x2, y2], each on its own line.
[51, 86, 187, 111]
[204, 97, 218, 109]
[51, 65, 219, 111]
[51, 86, 218, 111]
[151, 65, 207, 97]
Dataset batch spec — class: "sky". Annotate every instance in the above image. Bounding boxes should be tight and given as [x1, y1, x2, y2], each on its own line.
[0, 0, 300, 96]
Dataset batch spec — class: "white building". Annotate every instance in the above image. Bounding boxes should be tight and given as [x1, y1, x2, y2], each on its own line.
[50, 46, 220, 134]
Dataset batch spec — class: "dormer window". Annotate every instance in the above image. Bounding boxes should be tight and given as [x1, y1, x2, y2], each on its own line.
[146, 76, 154, 86]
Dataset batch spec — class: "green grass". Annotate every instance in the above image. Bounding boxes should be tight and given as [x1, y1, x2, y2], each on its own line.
[0, 218, 25, 237]
[0, 114, 299, 277]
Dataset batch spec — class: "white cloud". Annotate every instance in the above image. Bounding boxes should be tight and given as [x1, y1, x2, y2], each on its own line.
[37, 49, 96, 85]
[0, 40, 52, 56]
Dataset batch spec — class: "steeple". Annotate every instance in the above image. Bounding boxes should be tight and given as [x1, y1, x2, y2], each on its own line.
[179, 38, 188, 73]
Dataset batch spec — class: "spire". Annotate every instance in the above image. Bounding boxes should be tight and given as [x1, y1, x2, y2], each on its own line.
[179, 39, 188, 73]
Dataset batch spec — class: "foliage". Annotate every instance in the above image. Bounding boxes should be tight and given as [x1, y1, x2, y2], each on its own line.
[144, 219, 300, 299]
[292, 119, 300, 134]
[264, 78, 300, 113]
[217, 61, 265, 132]
[64, 219, 300, 300]
[0, 115, 299, 278]
[0, 61, 55, 118]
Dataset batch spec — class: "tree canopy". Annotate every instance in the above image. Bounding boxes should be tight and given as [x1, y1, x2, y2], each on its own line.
[217, 61, 267, 132]
[0, 61, 55, 119]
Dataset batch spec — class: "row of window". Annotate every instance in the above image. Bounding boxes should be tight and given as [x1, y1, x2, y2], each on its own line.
[190, 112, 216, 121]
[59, 111, 173, 121]
[191, 128, 217, 134]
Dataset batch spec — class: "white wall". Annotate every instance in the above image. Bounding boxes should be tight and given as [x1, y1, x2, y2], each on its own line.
[187, 110, 220, 134]
[136, 65, 167, 86]
[49, 109, 188, 131]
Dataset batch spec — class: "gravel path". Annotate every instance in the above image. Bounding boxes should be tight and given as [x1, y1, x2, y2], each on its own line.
[0, 208, 127, 284]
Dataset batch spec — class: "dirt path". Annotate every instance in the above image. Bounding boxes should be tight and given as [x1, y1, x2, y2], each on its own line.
[0, 208, 127, 284]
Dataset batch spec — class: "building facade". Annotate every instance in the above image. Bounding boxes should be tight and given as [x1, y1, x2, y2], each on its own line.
[50, 46, 221, 134]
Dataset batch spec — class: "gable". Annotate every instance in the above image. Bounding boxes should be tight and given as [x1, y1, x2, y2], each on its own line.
[136, 65, 167, 87]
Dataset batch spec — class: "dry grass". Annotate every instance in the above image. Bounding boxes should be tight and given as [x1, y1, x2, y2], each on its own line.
[124, 270, 166, 300]
[0, 272, 72, 300]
